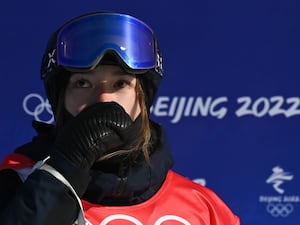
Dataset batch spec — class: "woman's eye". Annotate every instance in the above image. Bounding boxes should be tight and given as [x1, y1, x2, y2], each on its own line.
[114, 80, 129, 89]
[75, 79, 91, 88]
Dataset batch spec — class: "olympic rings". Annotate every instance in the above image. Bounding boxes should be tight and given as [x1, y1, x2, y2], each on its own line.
[23, 93, 54, 124]
[84, 214, 192, 225]
[266, 203, 294, 217]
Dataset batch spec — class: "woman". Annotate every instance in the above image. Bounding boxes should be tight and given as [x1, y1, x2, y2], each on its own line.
[0, 12, 240, 225]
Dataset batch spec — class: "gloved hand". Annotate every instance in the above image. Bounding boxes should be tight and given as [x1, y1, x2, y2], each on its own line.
[47, 102, 141, 196]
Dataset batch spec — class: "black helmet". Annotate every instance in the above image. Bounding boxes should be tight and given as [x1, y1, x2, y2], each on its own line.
[40, 12, 163, 117]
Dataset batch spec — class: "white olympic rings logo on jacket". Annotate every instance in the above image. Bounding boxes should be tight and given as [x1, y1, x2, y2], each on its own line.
[83, 214, 191, 225]
[23, 93, 54, 124]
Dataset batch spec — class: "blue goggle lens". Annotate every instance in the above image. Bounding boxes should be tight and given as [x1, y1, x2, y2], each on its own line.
[57, 13, 157, 70]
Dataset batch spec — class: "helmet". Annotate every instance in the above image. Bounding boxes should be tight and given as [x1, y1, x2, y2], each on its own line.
[40, 12, 163, 117]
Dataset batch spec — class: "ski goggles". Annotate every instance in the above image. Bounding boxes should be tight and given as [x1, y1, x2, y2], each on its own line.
[56, 12, 157, 72]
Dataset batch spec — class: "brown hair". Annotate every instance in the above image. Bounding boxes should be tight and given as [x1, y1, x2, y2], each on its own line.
[54, 77, 152, 162]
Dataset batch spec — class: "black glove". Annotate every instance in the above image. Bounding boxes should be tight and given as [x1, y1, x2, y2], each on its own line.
[47, 102, 141, 196]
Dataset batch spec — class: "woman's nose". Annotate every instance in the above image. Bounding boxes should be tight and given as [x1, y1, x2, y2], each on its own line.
[93, 86, 114, 103]
[97, 92, 113, 102]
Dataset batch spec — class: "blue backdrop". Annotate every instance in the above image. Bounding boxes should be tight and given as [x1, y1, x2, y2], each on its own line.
[1, 1, 300, 224]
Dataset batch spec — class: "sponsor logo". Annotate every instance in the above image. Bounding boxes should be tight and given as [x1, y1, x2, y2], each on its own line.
[23, 93, 54, 124]
[259, 166, 300, 218]
[47, 49, 56, 68]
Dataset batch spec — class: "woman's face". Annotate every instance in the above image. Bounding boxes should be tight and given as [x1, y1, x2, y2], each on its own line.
[65, 65, 141, 120]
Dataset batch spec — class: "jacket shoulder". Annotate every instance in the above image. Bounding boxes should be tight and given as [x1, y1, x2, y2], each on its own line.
[0, 153, 35, 170]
